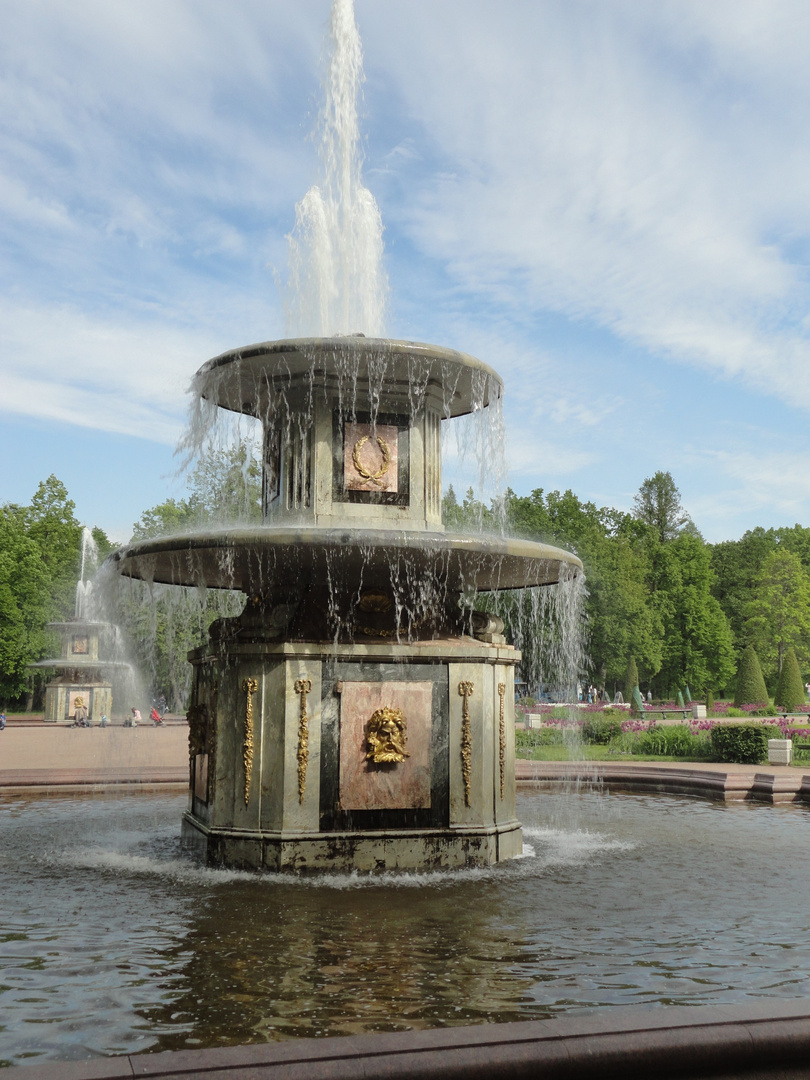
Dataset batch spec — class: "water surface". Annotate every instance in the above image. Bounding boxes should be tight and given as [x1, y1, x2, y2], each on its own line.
[1, 789, 809, 1067]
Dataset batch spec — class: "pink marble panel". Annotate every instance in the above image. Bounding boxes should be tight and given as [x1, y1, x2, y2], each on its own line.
[344, 423, 399, 493]
[339, 682, 432, 810]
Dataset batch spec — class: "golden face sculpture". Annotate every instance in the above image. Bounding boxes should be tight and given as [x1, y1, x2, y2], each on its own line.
[366, 706, 410, 764]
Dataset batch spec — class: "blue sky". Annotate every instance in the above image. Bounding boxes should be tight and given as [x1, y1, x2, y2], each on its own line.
[2, 0, 810, 543]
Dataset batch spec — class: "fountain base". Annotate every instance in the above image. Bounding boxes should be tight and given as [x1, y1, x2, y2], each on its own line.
[181, 817, 523, 872]
[184, 638, 522, 873]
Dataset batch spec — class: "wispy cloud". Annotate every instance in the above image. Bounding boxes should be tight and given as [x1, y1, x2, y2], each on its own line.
[3, 0, 810, 540]
[362, 0, 810, 409]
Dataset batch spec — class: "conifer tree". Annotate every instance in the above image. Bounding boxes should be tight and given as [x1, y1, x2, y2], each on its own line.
[774, 647, 805, 711]
[733, 645, 769, 706]
[623, 657, 639, 704]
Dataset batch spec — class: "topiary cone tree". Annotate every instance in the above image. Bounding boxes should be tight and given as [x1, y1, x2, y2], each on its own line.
[733, 645, 769, 707]
[624, 657, 639, 705]
[774, 647, 805, 712]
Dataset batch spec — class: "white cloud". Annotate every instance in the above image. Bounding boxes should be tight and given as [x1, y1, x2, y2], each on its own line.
[0, 300, 208, 442]
[4, 0, 810, 542]
[699, 447, 810, 519]
[360, 0, 810, 410]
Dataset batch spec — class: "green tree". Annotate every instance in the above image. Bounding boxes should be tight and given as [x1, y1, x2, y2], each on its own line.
[502, 487, 662, 689]
[774, 647, 805, 711]
[633, 471, 690, 543]
[623, 657, 639, 703]
[132, 497, 201, 540]
[744, 548, 810, 677]
[652, 532, 735, 696]
[186, 441, 262, 523]
[25, 475, 82, 618]
[710, 527, 777, 646]
[0, 507, 51, 702]
[119, 441, 262, 710]
[443, 485, 495, 532]
[586, 532, 662, 687]
[734, 645, 769, 706]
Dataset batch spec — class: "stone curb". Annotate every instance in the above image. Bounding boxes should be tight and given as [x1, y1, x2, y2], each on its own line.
[6, 1000, 810, 1079]
[0, 767, 187, 793]
[516, 760, 810, 803]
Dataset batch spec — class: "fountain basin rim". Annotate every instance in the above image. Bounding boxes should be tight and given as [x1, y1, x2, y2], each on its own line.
[108, 527, 582, 592]
[29, 657, 133, 670]
[194, 336, 503, 418]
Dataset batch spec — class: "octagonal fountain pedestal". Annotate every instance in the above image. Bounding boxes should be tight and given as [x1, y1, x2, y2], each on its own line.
[109, 337, 582, 872]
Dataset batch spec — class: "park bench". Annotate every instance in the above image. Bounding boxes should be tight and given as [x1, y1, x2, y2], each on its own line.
[791, 741, 810, 759]
[640, 708, 691, 722]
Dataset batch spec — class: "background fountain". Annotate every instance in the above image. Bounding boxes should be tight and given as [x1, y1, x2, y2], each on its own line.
[30, 527, 136, 723]
[104, 0, 583, 871]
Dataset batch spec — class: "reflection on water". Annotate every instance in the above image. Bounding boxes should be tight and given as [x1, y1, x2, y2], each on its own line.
[2, 789, 810, 1067]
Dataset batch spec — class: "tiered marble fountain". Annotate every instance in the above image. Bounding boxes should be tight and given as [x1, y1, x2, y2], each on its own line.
[109, 335, 582, 872]
[32, 528, 132, 723]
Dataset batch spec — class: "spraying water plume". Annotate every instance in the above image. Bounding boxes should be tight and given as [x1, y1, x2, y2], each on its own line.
[287, 0, 388, 336]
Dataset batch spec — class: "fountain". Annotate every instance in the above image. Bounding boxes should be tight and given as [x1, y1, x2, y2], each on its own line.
[102, 0, 582, 872]
[31, 527, 134, 723]
[109, 336, 581, 871]
[4, 9, 810, 1072]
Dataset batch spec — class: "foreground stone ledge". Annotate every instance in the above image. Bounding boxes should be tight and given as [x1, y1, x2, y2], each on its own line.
[8, 1001, 810, 1080]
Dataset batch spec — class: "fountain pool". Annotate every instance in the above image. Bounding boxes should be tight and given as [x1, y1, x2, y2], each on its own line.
[2, 787, 809, 1068]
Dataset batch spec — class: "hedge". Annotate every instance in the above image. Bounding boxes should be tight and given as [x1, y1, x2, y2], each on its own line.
[709, 722, 768, 764]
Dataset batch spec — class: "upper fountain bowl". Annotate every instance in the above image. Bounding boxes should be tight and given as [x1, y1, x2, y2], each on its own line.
[192, 336, 503, 420]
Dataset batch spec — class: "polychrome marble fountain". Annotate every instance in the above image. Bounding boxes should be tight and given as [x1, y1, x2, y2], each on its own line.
[110, 336, 582, 871]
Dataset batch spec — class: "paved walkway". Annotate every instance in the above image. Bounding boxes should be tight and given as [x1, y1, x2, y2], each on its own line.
[0, 723, 188, 790]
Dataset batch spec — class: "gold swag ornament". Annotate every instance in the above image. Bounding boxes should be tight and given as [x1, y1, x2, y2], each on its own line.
[366, 706, 410, 764]
[352, 434, 391, 487]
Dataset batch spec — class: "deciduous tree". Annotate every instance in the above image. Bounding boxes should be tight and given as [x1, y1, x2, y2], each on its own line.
[744, 549, 810, 677]
[0, 508, 51, 701]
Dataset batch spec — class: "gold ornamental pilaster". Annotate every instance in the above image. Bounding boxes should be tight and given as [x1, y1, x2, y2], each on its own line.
[497, 682, 506, 800]
[458, 680, 474, 807]
[241, 677, 258, 806]
[294, 678, 312, 803]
